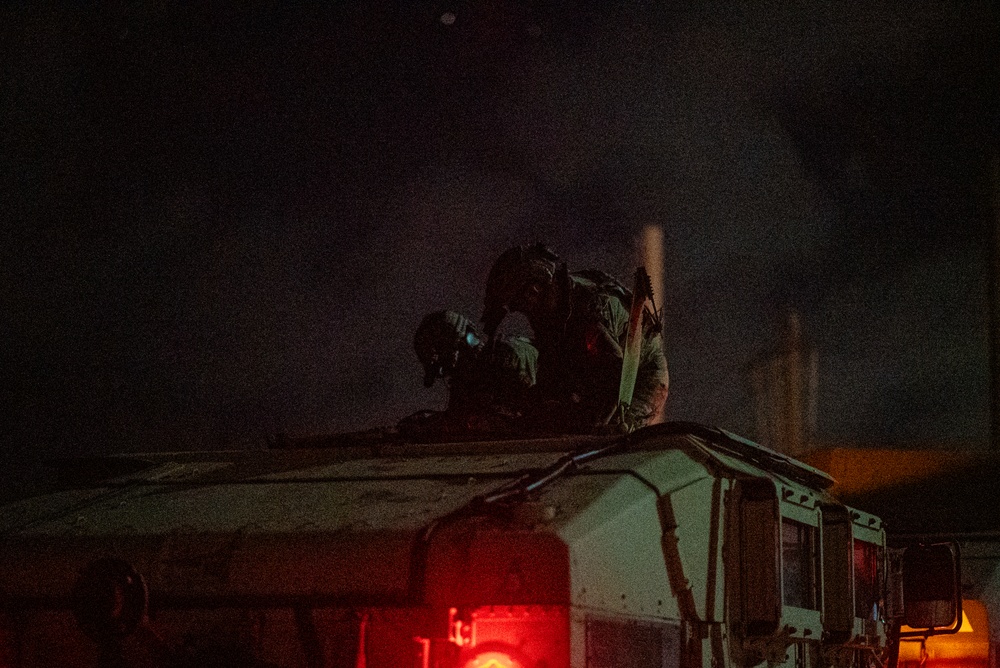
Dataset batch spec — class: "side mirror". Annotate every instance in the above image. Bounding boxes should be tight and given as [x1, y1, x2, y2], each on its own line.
[899, 543, 962, 636]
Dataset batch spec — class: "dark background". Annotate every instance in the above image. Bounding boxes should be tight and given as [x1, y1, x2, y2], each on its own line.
[2, 2, 997, 498]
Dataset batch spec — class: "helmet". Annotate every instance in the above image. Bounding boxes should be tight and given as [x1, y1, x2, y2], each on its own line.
[482, 243, 559, 338]
[414, 310, 482, 387]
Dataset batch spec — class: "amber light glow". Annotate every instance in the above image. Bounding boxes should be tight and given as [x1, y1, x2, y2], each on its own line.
[899, 599, 990, 668]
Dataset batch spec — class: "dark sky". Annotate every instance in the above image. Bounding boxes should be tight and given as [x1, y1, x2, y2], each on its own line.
[2, 2, 997, 495]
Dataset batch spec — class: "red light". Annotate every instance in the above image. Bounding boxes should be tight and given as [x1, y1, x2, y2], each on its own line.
[455, 606, 569, 668]
[463, 651, 523, 668]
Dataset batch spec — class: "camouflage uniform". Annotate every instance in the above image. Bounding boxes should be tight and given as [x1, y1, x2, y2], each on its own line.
[483, 245, 668, 432]
[532, 270, 667, 429]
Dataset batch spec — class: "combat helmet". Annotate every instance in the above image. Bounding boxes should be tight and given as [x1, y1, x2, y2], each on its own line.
[482, 243, 559, 338]
[414, 310, 483, 387]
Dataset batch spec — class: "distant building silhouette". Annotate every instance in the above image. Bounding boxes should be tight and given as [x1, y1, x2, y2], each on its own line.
[748, 309, 818, 457]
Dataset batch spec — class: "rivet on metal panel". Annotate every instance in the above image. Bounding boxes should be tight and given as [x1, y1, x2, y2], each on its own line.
[448, 608, 472, 647]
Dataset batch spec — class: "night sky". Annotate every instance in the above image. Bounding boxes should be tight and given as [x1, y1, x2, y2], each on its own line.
[2, 2, 997, 498]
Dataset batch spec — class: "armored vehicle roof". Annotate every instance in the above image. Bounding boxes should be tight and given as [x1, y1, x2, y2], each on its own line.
[0, 422, 834, 608]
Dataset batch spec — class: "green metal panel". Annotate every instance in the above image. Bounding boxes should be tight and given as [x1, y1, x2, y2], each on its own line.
[580, 447, 710, 496]
[0, 423, 900, 668]
[559, 472, 674, 618]
[664, 475, 729, 623]
[0, 450, 580, 602]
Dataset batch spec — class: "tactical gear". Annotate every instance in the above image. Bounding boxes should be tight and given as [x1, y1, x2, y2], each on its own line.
[482, 243, 560, 339]
[414, 310, 481, 387]
[528, 271, 668, 432]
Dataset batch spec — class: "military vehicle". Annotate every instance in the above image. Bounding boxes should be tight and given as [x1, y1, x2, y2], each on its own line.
[0, 421, 962, 668]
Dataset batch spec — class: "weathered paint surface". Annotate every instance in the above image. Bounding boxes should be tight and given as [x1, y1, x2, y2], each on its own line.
[0, 423, 889, 668]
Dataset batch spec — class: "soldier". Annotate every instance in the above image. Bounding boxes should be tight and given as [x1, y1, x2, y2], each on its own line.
[482, 243, 668, 432]
[410, 310, 538, 429]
